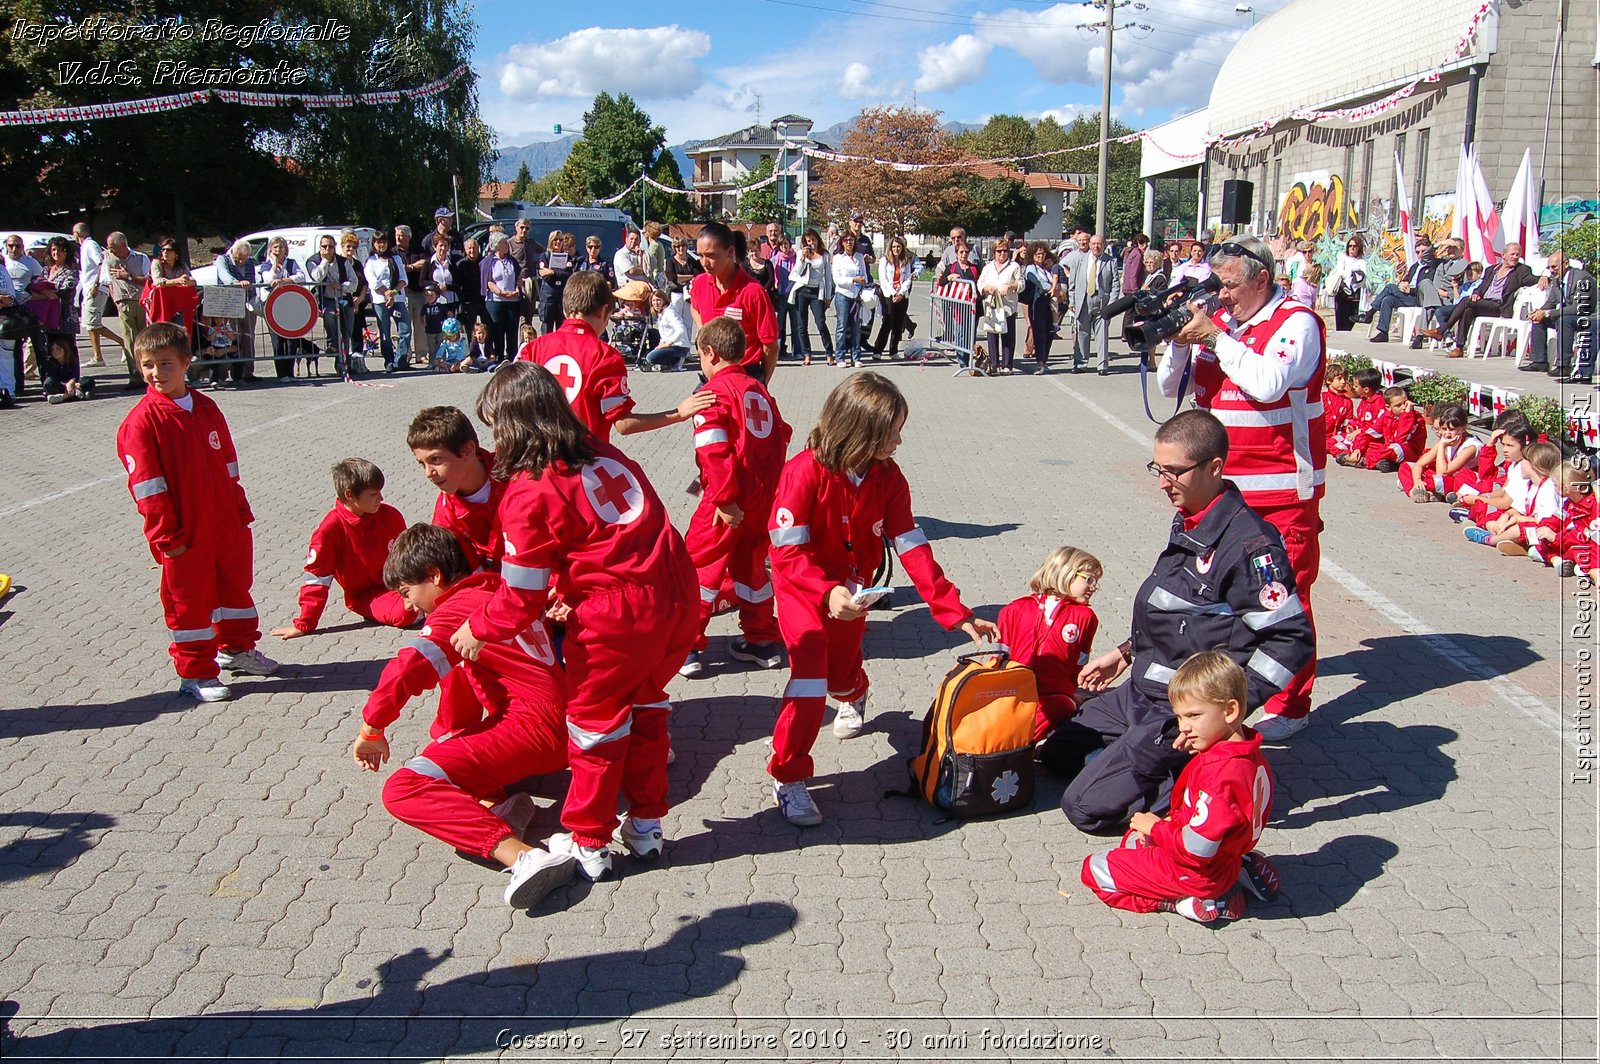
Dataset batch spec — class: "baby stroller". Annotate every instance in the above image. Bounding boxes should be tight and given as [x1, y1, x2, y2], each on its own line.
[609, 306, 655, 368]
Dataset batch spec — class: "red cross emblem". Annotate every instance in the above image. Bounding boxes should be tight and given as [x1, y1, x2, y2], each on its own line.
[1492, 391, 1507, 416]
[744, 391, 774, 439]
[1259, 581, 1289, 610]
[545, 354, 583, 401]
[516, 621, 556, 665]
[774, 507, 794, 528]
[581, 457, 644, 525]
[1062, 622, 1080, 644]
[208, 430, 221, 450]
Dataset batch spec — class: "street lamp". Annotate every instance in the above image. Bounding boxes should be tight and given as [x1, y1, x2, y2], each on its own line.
[1234, 4, 1256, 26]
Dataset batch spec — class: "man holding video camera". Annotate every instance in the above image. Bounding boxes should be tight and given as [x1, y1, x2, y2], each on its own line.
[1155, 235, 1325, 742]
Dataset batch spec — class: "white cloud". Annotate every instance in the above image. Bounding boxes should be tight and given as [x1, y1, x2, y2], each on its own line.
[836, 61, 905, 101]
[1034, 102, 1092, 125]
[498, 26, 712, 101]
[914, 33, 992, 93]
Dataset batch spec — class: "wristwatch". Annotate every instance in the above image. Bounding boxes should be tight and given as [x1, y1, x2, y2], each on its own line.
[1200, 331, 1219, 353]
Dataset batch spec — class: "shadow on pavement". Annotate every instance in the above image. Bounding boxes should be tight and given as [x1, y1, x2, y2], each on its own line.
[0, 902, 797, 1061]
[1248, 834, 1401, 921]
[916, 516, 1022, 541]
[0, 811, 116, 886]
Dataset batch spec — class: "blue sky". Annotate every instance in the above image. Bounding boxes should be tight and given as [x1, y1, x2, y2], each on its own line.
[471, 0, 1284, 149]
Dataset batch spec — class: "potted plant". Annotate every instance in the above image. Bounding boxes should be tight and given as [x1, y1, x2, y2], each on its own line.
[1511, 393, 1572, 449]
[1406, 373, 1468, 416]
[1330, 351, 1373, 377]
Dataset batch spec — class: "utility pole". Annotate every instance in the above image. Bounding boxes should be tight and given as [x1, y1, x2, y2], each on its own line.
[1095, 0, 1115, 238]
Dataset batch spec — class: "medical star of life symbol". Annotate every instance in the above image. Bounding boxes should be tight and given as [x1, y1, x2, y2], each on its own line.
[581, 457, 644, 525]
[546, 354, 582, 400]
[991, 770, 1021, 805]
[744, 392, 774, 438]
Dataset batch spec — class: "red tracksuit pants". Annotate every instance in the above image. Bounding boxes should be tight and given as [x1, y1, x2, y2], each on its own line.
[1396, 465, 1471, 496]
[349, 587, 416, 628]
[1359, 438, 1402, 469]
[685, 501, 780, 650]
[1081, 829, 1234, 913]
[1251, 498, 1319, 721]
[768, 601, 868, 784]
[562, 580, 698, 848]
[158, 522, 259, 680]
[382, 700, 567, 858]
[1034, 694, 1077, 744]
[1553, 530, 1599, 570]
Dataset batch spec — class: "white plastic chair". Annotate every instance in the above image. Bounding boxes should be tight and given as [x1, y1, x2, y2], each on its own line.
[1486, 288, 1547, 364]
[1394, 306, 1424, 345]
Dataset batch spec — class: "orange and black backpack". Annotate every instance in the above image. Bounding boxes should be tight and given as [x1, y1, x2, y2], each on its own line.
[909, 650, 1039, 817]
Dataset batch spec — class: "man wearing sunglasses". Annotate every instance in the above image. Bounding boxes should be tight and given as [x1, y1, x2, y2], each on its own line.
[1158, 234, 1325, 742]
[1041, 410, 1311, 833]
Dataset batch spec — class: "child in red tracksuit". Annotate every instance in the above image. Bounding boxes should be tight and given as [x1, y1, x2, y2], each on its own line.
[766, 372, 1000, 826]
[997, 546, 1102, 744]
[518, 271, 711, 445]
[680, 317, 793, 678]
[1398, 404, 1479, 503]
[116, 322, 278, 703]
[1347, 387, 1424, 472]
[1331, 368, 1383, 459]
[1322, 364, 1353, 453]
[350, 524, 578, 911]
[408, 405, 508, 572]
[1470, 441, 1564, 554]
[270, 458, 415, 639]
[1529, 462, 1597, 578]
[450, 361, 699, 881]
[1082, 652, 1280, 925]
[1451, 411, 1535, 527]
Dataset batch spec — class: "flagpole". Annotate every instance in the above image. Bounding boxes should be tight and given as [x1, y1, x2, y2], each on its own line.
[1538, 0, 1568, 205]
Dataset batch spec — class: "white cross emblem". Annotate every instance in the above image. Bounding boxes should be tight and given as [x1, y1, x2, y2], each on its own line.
[516, 621, 556, 665]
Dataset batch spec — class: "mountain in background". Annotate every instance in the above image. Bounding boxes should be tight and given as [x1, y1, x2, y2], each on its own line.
[489, 117, 983, 187]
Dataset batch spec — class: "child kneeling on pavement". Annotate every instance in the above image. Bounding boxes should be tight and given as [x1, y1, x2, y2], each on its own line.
[351, 524, 577, 910]
[1081, 651, 1281, 924]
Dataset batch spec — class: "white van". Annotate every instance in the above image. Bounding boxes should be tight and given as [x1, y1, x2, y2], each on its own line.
[192, 226, 376, 285]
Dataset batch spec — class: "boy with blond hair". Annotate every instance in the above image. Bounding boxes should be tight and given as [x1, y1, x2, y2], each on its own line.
[117, 322, 278, 702]
[1081, 651, 1279, 924]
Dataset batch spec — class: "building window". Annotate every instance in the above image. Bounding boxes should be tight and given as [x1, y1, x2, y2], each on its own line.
[1393, 132, 1407, 228]
[1414, 128, 1430, 210]
[1270, 159, 1282, 231]
[1360, 139, 1374, 220]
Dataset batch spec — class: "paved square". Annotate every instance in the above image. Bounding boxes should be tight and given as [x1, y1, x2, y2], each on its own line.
[0, 347, 1594, 1061]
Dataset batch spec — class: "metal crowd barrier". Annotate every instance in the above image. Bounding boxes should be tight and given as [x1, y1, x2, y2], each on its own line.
[924, 279, 977, 374]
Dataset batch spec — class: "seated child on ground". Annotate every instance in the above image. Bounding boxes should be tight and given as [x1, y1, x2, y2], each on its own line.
[1528, 460, 1597, 578]
[435, 317, 473, 373]
[1398, 403, 1478, 502]
[1450, 410, 1534, 527]
[42, 334, 94, 404]
[1466, 441, 1563, 554]
[997, 545, 1101, 744]
[1331, 368, 1384, 459]
[350, 523, 577, 911]
[1080, 651, 1279, 925]
[271, 457, 416, 638]
[1341, 386, 1423, 472]
[1322, 364, 1353, 452]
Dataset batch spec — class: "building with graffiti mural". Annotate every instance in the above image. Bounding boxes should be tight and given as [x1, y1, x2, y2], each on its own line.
[1140, 0, 1595, 282]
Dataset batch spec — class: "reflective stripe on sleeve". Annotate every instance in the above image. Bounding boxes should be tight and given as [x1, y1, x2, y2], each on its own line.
[1147, 587, 1234, 616]
[226, 461, 240, 478]
[1182, 825, 1222, 859]
[733, 580, 774, 603]
[568, 715, 632, 750]
[770, 524, 811, 547]
[132, 476, 169, 500]
[694, 428, 729, 448]
[699, 585, 719, 603]
[500, 561, 551, 592]
[634, 699, 671, 712]
[302, 573, 335, 587]
[893, 527, 929, 554]
[1247, 648, 1296, 688]
[1240, 596, 1305, 631]
[599, 395, 629, 414]
[404, 636, 452, 679]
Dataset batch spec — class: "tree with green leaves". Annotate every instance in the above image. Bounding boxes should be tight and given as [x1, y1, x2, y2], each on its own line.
[952, 115, 1036, 168]
[733, 158, 781, 224]
[573, 92, 667, 223]
[511, 162, 535, 201]
[648, 151, 691, 224]
[1066, 171, 1145, 241]
[919, 176, 1043, 238]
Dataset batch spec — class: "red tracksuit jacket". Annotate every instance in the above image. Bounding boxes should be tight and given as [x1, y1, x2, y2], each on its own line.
[1553, 491, 1599, 566]
[519, 319, 634, 443]
[997, 593, 1098, 718]
[294, 501, 408, 632]
[469, 441, 692, 642]
[117, 387, 252, 559]
[1148, 730, 1274, 898]
[1322, 388, 1352, 449]
[693, 366, 791, 510]
[431, 448, 507, 571]
[362, 573, 564, 734]
[1382, 408, 1427, 463]
[768, 451, 969, 628]
[1351, 394, 1385, 446]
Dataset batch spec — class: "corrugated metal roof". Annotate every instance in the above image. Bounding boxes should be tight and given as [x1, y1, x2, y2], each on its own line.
[1207, 0, 1493, 136]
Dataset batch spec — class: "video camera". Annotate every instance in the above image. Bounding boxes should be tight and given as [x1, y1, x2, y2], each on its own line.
[1100, 274, 1223, 353]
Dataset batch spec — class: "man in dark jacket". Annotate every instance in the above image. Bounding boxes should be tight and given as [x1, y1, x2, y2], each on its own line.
[1039, 410, 1314, 834]
[1429, 241, 1536, 357]
[1522, 249, 1596, 382]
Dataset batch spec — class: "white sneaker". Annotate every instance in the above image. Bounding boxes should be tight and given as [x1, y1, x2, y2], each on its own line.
[678, 650, 704, 678]
[832, 696, 866, 739]
[217, 648, 280, 676]
[489, 793, 538, 842]
[1528, 546, 1546, 564]
[546, 832, 614, 880]
[503, 847, 576, 908]
[178, 676, 233, 702]
[773, 780, 823, 826]
[1253, 713, 1310, 742]
[619, 816, 665, 859]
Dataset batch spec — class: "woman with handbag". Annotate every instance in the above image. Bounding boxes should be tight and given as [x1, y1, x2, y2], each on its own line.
[788, 230, 833, 365]
[830, 231, 868, 367]
[978, 241, 1023, 373]
[869, 236, 917, 360]
[1324, 234, 1368, 332]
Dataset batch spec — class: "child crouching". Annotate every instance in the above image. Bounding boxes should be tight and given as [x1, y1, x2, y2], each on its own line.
[1081, 652, 1279, 925]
